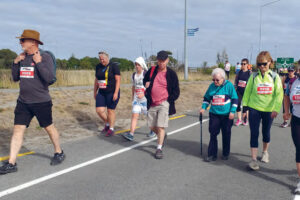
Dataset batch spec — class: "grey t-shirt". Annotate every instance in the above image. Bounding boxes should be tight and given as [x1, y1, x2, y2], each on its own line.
[12, 52, 55, 103]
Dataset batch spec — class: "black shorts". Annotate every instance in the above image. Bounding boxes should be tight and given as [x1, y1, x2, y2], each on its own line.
[14, 100, 53, 128]
[96, 91, 120, 110]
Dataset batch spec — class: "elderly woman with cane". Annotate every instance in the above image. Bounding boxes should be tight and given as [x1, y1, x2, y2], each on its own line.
[200, 68, 238, 162]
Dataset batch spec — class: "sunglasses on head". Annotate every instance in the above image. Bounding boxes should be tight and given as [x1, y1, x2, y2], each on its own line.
[241, 63, 248, 65]
[257, 62, 268, 67]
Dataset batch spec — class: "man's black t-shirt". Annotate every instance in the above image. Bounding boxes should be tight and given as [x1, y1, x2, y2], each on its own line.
[95, 62, 120, 93]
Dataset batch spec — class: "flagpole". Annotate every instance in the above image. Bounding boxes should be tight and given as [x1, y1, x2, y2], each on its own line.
[184, 0, 188, 80]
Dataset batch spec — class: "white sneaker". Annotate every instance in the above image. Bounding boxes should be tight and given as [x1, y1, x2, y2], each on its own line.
[248, 159, 259, 170]
[295, 181, 300, 194]
[261, 151, 269, 163]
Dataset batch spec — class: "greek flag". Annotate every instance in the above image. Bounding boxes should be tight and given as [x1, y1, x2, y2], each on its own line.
[187, 28, 199, 36]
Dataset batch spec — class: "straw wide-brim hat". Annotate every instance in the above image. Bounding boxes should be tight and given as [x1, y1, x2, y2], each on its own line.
[16, 29, 43, 45]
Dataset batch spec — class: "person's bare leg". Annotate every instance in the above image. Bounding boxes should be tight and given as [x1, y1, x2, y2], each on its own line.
[8, 125, 26, 164]
[107, 109, 116, 129]
[237, 111, 241, 121]
[156, 127, 165, 146]
[263, 142, 269, 152]
[44, 124, 62, 153]
[130, 113, 139, 134]
[251, 148, 258, 160]
[150, 127, 159, 135]
[297, 163, 300, 177]
[96, 107, 108, 123]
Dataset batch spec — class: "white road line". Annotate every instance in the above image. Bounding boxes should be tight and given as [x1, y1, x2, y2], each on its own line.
[0, 119, 208, 198]
[294, 195, 300, 200]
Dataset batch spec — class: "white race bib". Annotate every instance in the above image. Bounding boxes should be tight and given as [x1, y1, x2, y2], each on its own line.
[20, 67, 34, 78]
[212, 95, 225, 106]
[98, 80, 107, 89]
[238, 80, 247, 88]
[257, 83, 273, 95]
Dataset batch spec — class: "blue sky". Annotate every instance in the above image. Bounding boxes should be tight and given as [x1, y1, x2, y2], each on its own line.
[0, 0, 299, 66]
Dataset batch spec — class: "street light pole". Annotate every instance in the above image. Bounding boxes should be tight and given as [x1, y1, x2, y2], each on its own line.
[184, 0, 188, 80]
[259, 0, 281, 52]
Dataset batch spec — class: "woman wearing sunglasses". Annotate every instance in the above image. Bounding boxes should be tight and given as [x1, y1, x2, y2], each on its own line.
[283, 66, 300, 194]
[242, 51, 283, 170]
[200, 68, 238, 162]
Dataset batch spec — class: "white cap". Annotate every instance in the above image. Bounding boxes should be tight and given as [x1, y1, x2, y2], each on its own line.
[134, 57, 148, 71]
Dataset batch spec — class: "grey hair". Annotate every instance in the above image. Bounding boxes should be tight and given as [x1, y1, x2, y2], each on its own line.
[212, 68, 226, 79]
[98, 51, 110, 59]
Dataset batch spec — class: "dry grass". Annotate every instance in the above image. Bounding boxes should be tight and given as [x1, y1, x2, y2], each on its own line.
[0, 69, 215, 89]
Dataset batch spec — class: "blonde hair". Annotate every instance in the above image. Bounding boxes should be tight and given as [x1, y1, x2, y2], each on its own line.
[256, 51, 274, 68]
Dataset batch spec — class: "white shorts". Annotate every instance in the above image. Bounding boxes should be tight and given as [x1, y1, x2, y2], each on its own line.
[132, 100, 147, 115]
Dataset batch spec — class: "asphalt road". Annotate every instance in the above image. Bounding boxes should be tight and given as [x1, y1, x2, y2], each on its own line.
[0, 111, 297, 200]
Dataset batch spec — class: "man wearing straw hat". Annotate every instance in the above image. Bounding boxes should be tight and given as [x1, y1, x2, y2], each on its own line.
[0, 29, 65, 175]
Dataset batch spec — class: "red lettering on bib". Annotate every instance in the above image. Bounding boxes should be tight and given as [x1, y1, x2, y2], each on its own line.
[135, 88, 145, 95]
[20, 67, 34, 78]
[238, 80, 247, 88]
[212, 95, 225, 106]
[257, 83, 273, 95]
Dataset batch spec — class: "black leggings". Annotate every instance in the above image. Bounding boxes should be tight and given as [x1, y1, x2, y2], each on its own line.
[291, 115, 300, 162]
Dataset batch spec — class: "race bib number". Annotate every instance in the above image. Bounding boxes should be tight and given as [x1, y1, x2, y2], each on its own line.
[212, 95, 225, 106]
[20, 67, 34, 78]
[238, 80, 247, 88]
[284, 83, 287, 90]
[98, 80, 107, 89]
[257, 83, 273, 95]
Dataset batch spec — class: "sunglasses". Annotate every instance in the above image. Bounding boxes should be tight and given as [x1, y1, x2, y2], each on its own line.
[241, 63, 248, 65]
[288, 70, 295, 72]
[257, 62, 268, 67]
[212, 79, 221, 82]
[19, 38, 25, 43]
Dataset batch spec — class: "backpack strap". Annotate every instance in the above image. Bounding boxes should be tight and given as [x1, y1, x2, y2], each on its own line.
[132, 72, 136, 82]
[150, 67, 155, 79]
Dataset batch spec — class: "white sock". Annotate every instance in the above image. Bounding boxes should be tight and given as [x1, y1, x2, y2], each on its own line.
[110, 127, 114, 131]
[157, 145, 162, 150]
[129, 132, 134, 136]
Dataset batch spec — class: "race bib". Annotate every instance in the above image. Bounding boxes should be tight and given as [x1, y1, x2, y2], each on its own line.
[212, 95, 225, 106]
[284, 83, 287, 90]
[257, 83, 273, 95]
[20, 67, 34, 78]
[292, 95, 300, 104]
[98, 80, 107, 89]
[238, 80, 247, 88]
[135, 88, 145, 95]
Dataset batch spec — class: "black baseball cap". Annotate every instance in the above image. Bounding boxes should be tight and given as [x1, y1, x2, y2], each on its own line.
[288, 66, 295, 71]
[157, 50, 169, 61]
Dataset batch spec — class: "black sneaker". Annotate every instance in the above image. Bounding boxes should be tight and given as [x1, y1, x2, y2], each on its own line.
[0, 161, 17, 174]
[155, 149, 163, 159]
[50, 151, 65, 165]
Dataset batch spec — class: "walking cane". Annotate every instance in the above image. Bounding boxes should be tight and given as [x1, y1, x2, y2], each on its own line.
[199, 113, 203, 156]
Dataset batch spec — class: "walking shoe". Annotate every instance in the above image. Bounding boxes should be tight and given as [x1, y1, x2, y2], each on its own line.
[280, 121, 288, 128]
[242, 120, 248, 126]
[221, 155, 229, 160]
[155, 149, 163, 159]
[235, 119, 242, 126]
[261, 151, 269, 163]
[204, 156, 217, 162]
[248, 159, 259, 170]
[101, 125, 110, 134]
[50, 151, 65, 165]
[147, 131, 156, 138]
[122, 132, 134, 141]
[105, 129, 114, 137]
[294, 181, 300, 194]
[0, 161, 17, 174]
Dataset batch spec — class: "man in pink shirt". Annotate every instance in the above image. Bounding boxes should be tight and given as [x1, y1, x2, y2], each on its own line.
[144, 51, 180, 159]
